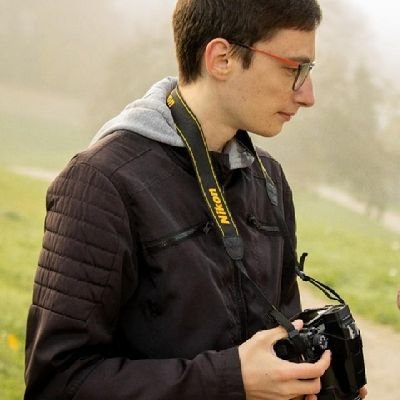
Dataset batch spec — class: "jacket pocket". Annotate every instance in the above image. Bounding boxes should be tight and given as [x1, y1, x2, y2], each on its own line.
[143, 221, 213, 254]
[247, 215, 281, 236]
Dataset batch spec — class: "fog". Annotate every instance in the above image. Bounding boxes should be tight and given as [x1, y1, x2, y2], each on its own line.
[1, 0, 399, 215]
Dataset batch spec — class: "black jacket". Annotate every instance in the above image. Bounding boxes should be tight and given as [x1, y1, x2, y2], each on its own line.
[24, 130, 300, 399]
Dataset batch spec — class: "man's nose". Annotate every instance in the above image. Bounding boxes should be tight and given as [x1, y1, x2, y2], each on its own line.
[294, 77, 315, 107]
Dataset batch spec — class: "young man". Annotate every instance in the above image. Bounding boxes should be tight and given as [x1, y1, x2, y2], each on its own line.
[24, 1, 356, 399]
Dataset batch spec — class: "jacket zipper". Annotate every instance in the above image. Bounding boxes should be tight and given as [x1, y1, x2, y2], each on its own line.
[247, 214, 281, 236]
[143, 221, 213, 254]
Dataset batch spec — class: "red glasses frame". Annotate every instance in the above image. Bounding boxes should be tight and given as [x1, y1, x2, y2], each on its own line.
[228, 40, 315, 91]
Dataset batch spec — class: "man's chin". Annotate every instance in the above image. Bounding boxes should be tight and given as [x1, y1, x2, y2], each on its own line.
[251, 127, 283, 139]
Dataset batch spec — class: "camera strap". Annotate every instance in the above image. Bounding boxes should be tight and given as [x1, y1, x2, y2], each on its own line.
[167, 87, 343, 334]
[295, 254, 345, 304]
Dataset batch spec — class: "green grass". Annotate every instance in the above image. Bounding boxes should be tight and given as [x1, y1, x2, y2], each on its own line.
[0, 169, 48, 400]
[294, 190, 400, 331]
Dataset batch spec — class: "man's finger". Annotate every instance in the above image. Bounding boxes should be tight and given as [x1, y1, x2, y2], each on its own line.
[291, 319, 304, 331]
[268, 319, 304, 346]
[359, 386, 368, 399]
[286, 350, 331, 380]
[305, 395, 318, 400]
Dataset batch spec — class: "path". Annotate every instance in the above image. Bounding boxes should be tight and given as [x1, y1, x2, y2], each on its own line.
[316, 185, 400, 234]
[12, 166, 60, 182]
[301, 285, 400, 399]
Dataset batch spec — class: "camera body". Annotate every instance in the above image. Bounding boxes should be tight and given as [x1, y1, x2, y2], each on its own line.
[274, 304, 366, 400]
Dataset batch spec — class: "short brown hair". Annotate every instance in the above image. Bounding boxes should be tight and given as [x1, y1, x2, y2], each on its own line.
[173, 0, 322, 84]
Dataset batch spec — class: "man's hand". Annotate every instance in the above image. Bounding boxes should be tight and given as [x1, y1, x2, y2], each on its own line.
[359, 386, 368, 399]
[238, 320, 331, 400]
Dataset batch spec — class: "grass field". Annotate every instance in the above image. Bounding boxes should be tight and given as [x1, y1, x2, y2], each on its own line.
[295, 189, 400, 329]
[0, 169, 48, 400]
[0, 99, 85, 399]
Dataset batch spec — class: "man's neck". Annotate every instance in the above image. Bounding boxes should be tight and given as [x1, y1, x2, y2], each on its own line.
[178, 82, 237, 152]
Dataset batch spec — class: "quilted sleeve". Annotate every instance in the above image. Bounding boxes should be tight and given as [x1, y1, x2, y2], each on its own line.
[24, 160, 244, 400]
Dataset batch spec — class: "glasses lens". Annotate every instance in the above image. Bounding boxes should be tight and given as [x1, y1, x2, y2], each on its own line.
[293, 63, 314, 91]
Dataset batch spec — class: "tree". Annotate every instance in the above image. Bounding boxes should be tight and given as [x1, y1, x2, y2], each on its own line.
[257, 0, 392, 218]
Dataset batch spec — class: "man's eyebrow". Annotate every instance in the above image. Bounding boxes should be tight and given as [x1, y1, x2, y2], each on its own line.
[289, 56, 313, 63]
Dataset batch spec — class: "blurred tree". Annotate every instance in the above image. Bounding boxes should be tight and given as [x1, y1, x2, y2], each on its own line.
[254, 0, 369, 179]
[255, 0, 397, 217]
[380, 108, 400, 208]
[341, 65, 388, 217]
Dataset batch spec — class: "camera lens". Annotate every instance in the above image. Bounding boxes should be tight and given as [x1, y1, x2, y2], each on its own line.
[312, 334, 328, 350]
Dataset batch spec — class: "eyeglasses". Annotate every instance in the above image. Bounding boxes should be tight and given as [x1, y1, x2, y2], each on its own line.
[229, 41, 315, 91]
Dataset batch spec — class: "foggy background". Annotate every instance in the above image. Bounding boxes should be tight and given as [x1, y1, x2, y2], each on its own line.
[1, 0, 399, 218]
[1, 1, 400, 398]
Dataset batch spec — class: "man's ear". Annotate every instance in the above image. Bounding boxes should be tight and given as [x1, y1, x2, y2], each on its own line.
[204, 38, 235, 80]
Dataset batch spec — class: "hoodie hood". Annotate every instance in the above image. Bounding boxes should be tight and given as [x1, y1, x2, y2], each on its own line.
[90, 77, 254, 169]
[90, 76, 183, 147]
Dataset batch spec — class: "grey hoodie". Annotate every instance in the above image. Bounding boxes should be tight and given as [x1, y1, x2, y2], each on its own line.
[90, 77, 254, 169]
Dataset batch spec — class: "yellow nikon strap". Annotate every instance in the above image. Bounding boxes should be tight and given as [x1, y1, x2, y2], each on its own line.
[167, 87, 244, 260]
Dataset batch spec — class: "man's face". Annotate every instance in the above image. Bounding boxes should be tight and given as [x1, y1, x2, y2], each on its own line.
[221, 28, 316, 137]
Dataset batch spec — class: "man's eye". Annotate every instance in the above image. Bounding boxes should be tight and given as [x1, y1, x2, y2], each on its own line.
[285, 67, 298, 76]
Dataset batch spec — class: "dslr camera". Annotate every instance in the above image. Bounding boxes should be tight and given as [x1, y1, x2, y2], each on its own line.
[274, 303, 367, 400]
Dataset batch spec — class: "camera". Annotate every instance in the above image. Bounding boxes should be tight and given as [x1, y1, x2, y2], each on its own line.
[274, 304, 367, 400]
